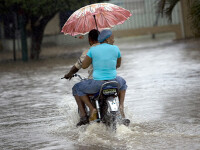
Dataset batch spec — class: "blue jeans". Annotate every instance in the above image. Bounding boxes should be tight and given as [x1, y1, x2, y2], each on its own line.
[72, 76, 127, 96]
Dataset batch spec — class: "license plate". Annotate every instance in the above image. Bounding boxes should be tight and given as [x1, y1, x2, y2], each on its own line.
[103, 89, 116, 95]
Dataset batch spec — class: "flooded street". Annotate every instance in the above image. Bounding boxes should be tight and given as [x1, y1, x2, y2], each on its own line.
[0, 36, 200, 150]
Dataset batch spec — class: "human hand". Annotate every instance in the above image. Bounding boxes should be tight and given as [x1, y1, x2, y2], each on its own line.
[64, 73, 73, 80]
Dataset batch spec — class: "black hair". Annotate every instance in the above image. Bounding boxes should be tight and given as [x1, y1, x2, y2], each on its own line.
[88, 29, 99, 42]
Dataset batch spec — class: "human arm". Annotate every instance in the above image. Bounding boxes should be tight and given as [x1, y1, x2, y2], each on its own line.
[64, 65, 79, 80]
[64, 50, 89, 79]
[116, 46, 121, 69]
[116, 57, 121, 68]
[82, 55, 92, 69]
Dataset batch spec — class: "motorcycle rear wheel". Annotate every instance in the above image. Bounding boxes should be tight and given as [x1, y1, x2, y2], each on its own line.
[101, 103, 117, 131]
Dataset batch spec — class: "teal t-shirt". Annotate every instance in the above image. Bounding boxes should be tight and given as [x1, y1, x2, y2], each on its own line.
[87, 43, 121, 80]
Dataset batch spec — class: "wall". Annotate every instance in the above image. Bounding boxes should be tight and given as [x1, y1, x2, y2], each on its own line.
[180, 0, 194, 38]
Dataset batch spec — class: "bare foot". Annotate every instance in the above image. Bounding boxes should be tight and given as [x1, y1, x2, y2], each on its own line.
[120, 106, 125, 118]
[89, 108, 97, 121]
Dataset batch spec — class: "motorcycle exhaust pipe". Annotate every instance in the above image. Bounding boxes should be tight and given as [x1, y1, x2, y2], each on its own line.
[95, 100, 101, 120]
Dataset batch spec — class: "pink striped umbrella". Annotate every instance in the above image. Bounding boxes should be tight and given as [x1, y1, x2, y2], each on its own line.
[61, 3, 132, 36]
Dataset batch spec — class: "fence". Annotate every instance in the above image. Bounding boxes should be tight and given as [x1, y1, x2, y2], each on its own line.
[109, 0, 180, 29]
[108, 0, 182, 38]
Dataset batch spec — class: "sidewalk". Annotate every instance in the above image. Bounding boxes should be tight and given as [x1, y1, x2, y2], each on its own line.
[0, 43, 89, 62]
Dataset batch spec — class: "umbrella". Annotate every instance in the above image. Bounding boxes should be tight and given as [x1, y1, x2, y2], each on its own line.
[61, 3, 132, 36]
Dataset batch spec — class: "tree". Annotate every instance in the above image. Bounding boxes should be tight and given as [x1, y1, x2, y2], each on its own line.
[0, 0, 106, 60]
[157, 0, 180, 22]
[190, 0, 200, 37]
[157, 0, 200, 37]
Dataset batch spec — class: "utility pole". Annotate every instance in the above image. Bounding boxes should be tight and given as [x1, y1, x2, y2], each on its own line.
[11, 22, 16, 61]
[19, 12, 28, 62]
[12, 12, 18, 61]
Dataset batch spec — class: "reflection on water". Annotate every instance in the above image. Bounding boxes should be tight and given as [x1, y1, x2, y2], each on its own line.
[0, 37, 200, 150]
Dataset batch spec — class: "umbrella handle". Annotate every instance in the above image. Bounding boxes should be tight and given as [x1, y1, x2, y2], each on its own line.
[93, 15, 98, 31]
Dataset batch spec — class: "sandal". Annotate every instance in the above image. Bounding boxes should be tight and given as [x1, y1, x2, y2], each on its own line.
[122, 118, 130, 126]
[76, 116, 89, 127]
[89, 109, 97, 121]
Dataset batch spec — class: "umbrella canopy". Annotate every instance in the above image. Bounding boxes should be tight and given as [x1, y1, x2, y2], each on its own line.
[61, 3, 132, 36]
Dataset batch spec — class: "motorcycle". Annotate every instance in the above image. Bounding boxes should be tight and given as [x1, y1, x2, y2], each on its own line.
[63, 74, 130, 130]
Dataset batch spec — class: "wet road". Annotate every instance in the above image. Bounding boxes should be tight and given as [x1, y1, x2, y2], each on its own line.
[0, 36, 200, 150]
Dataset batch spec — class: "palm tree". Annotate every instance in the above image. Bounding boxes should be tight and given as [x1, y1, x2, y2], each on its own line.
[157, 0, 181, 21]
[157, 0, 200, 37]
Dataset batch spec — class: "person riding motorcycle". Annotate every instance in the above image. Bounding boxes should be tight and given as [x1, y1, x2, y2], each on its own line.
[72, 29, 129, 124]
[64, 29, 99, 126]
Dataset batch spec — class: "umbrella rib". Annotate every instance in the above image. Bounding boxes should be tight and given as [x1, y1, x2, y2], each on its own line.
[100, 12, 111, 28]
[111, 12, 124, 24]
[73, 16, 82, 36]
[89, 5, 92, 13]
[77, 9, 82, 18]
[102, 11, 121, 27]
[83, 15, 87, 33]
[113, 10, 131, 25]
[119, 10, 131, 18]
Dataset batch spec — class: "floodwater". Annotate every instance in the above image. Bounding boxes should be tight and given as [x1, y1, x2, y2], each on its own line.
[0, 36, 200, 150]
